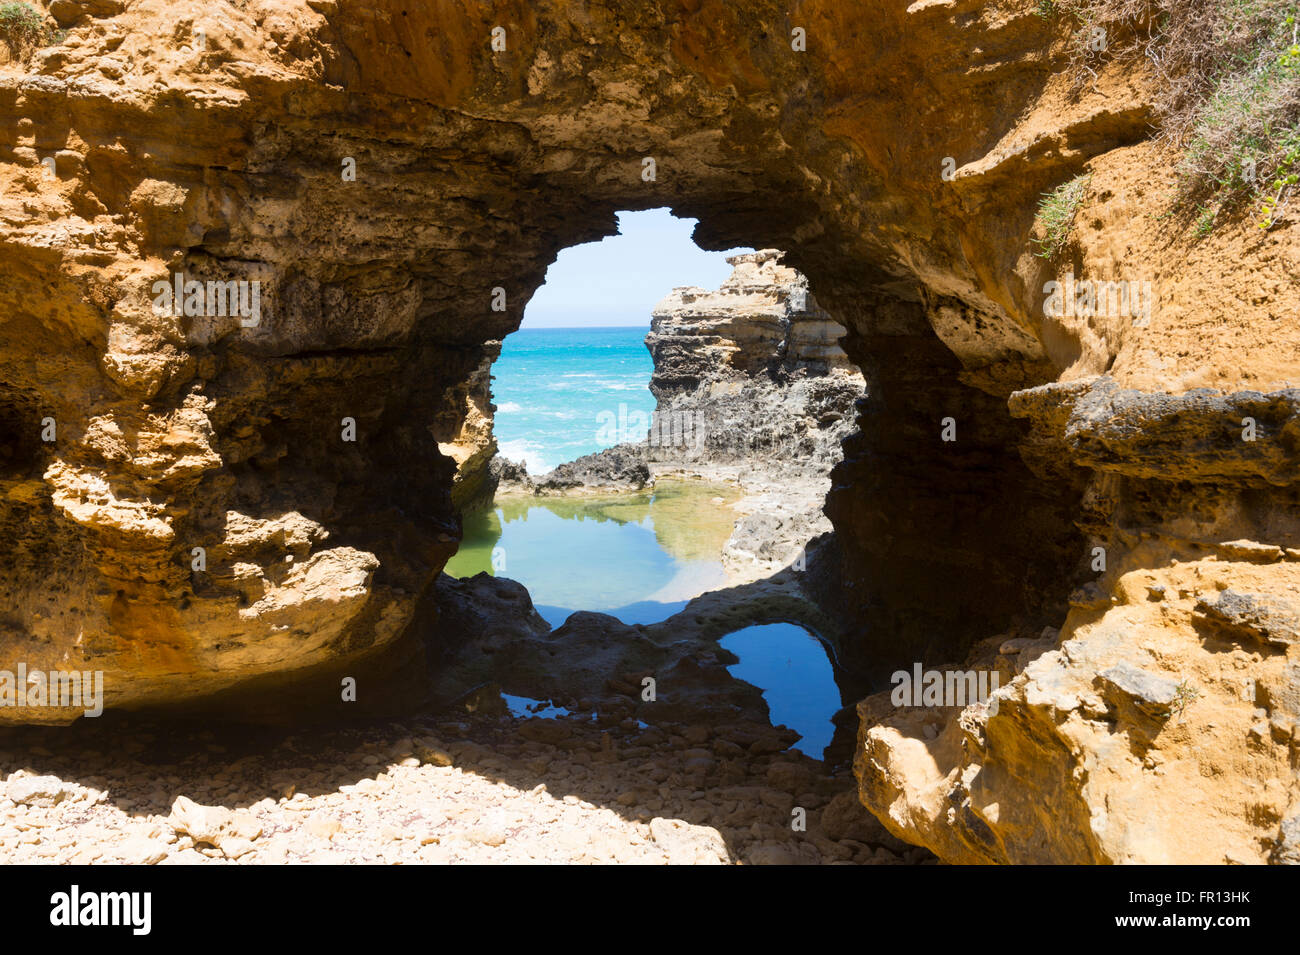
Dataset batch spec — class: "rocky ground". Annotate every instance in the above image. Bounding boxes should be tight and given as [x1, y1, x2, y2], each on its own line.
[0, 708, 931, 865]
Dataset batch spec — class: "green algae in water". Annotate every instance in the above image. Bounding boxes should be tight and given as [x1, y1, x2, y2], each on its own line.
[444, 480, 740, 627]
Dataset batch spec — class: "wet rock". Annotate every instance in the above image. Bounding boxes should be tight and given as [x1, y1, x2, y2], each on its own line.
[534, 444, 649, 492]
[489, 455, 532, 490]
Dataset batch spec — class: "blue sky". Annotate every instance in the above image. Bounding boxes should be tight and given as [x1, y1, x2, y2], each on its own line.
[521, 208, 753, 328]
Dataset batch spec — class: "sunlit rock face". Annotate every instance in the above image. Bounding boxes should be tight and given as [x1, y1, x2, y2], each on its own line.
[645, 249, 864, 482]
[857, 383, 1300, 864]
[2, 0, 1299, 865]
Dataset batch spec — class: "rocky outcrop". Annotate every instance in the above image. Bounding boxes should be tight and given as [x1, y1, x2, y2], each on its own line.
[504, 442, 650, 494]
[428, 570, 798, 731]
[648, 252, 864, 578]
[438, 344, 500, 512]
[496, 250, 864, 579]
[644, 249, 864, 485]
[506, 250, 866, 579]
[854, 374, 1300, 863]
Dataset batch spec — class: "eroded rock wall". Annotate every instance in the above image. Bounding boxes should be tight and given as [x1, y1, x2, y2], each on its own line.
[857, 382, 1300, 863]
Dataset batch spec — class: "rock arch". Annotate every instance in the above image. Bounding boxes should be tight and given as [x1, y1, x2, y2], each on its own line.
[0, 0, 1125, 713]
[5, 0, 1299, 863]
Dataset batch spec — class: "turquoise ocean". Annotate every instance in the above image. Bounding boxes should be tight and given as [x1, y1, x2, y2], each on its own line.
[491, 326, 656, 474]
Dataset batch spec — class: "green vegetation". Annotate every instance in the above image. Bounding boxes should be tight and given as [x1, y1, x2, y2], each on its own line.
[0, 2, 58, 60]
[1046, 1, 1300, 229]
[1034, 172, 1092, 258]
[1171, 681, 1201, 719]
[1195, 203, 1218, 238]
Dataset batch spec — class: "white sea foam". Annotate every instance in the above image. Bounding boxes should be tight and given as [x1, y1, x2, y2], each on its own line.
[498, 439, 549, 475]
[496, 401, 523, 413]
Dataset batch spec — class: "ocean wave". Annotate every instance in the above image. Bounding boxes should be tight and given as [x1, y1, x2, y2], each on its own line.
[497, 439, 549, 474]
[495, 401, 523, 413]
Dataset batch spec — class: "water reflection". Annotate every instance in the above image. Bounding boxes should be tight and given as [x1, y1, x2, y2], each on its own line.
[719, 623, 841, 759]
[444, 480, 740, 627]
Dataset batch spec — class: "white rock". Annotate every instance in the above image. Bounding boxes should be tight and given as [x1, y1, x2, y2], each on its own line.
[5, 775, 72, 808]
[648, 817, 730, 864]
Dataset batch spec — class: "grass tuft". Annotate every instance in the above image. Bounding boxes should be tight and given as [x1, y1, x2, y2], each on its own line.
[0, 2, 61, 61]
[1046, 1, 1300, 225]
[1034, 172, 1093, 258]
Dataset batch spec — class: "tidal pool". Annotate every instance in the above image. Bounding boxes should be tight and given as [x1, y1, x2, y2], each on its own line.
[719, 623, 841, 760]
[444, 479, 740, 628]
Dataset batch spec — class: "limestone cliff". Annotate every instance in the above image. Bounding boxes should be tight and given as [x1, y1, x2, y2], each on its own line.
[645, 249, 863, 483]
[645, 249, 865, 577]
[0, 0, 1298, 864]
[438, 344, 500, 512]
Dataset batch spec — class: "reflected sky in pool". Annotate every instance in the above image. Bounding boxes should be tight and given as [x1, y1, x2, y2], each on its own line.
[719, 623, 841, 760]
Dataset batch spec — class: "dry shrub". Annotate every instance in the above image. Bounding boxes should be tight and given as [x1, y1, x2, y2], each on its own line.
[1054, 0, 1300, 220]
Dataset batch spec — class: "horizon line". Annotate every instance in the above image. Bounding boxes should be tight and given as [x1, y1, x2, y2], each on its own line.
[513, 324, 651, 330]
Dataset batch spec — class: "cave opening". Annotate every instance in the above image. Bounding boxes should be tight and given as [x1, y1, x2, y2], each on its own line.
[436, 207, 868, 761]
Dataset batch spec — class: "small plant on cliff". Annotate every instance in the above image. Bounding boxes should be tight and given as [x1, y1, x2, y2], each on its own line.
[1252, 123, 1300, 228]
[1194, 203, 1218, 238]
[1171, 681, 1201, 720]
[0, 2, 55, 60]
[1034, 172, 1092, 258]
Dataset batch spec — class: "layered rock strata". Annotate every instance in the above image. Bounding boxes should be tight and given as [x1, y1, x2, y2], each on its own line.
[644, 249, 862, 482]
[644, 250, 865, 577]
